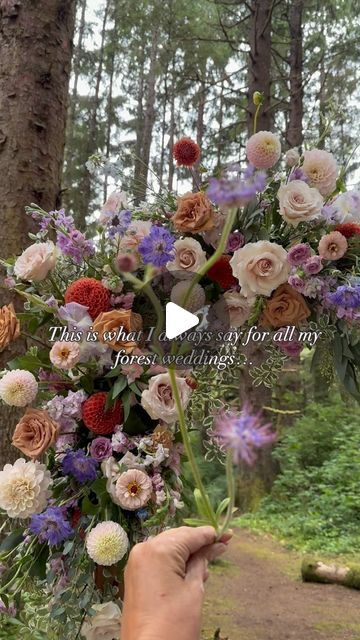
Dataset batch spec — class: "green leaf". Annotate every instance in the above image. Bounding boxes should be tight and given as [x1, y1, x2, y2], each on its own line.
[0, 528, 24, 553]
[112, 376, 127, 399]
[81, 496, 98, 515]
[215, 497, 230, 519]
[183, 518, 212, 527]
[121, 388, 132, 422]
[29, 545, 49, 579]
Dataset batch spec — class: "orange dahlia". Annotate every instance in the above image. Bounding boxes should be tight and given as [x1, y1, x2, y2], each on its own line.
[334, 223, 360, 239]
[172, 137, 201, 167]
[64, 278, 110, 321]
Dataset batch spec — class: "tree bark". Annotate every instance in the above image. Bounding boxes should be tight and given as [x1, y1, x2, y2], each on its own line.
[0, 0, 76, 465]
[302, 558, 360, 590]
[247, 0, 273, 134]
[192, 77, 206, 191]
[286, 0, 304, 148]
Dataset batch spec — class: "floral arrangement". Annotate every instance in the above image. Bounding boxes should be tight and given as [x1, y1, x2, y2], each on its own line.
[0, 95, 359, 638]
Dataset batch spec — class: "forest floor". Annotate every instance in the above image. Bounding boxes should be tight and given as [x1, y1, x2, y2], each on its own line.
[202, 529, 360, 640]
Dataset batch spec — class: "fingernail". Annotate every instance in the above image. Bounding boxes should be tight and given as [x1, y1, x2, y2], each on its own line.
[219, 530, 233, 545]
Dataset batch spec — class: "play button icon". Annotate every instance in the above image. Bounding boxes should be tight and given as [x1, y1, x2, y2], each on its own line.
[165, 302, 199, 340]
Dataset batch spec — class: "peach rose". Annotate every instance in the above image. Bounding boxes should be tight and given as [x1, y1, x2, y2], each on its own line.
[261, 283, 311, 328]
[167, 238, 206, 279]
[172, 192, 215, 233]
[93, 309, 142, 352]
[141, 373, 192, 424]
[12, 408, 59, 459]
[222, 290, 256, 328]
[230, 241, 290, 297]
[278, 180, 324, 227]
[302, 149, 338, 197]
[0, 304, 20, 352]
[14, 241, 57, 281]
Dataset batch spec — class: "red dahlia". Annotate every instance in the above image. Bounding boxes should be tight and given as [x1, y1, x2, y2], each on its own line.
[207, 255, 238, 290]
[334, 223, 360, 239]
[82, 392, 123, 435]
[65, 278, 110, 321]
[172, 137, 201, 167]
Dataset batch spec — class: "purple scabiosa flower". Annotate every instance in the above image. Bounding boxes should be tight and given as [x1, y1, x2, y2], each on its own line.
[303, 255, 323, 276]
[288, 167, 309, 183]
[90, 437, 113, 461]
[108, 209, 132, 238]
[226, 231, 245, 253]
[138, 226, 175, 267]
[327, 285, 360, 309]
[287, 243, 312, 267]
[136, 508, 149, 520]
[62, 449, 98, 483]
[213, 404, 277, 466]
[29, 506, 73, 546]
[207, 165, 267, 208]
[288, 274, 305, 292]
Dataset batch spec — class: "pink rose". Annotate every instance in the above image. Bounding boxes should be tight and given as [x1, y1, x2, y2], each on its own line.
[141, 373, 192, 424]
[167, 238, 206, 279]
[278, 180, 323, 227]
[230, 241, 290, 297]
[14, 242, 57, 281]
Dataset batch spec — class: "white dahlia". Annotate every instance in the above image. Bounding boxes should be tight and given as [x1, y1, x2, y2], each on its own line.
[86, 521, 129, 566]
[0, 458, 52, 518]
[170, 281, 206, 312]
[0, 369, 38, 407]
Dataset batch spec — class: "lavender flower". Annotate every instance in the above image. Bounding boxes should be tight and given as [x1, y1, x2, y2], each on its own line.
[303, 255, 323, 276]
[207, 165, 267, 207]
[138, 226, 175, 267]
[288, 274, 305, 292]
[111, 429, 132, 453]
[47, 389, 87, 431]
[57, 229, 94, 264]
[213, 404, 277, 466]
[29, 507, 73, 546]
[62, 449, 98, 483]
[326, 284, 360, 318]
[108, 209, 132, 237]
[226, 231, 245, 253]
[288, 167, 309, 183]
[90, 437, 113, 461]
[287, 243, 311, 267]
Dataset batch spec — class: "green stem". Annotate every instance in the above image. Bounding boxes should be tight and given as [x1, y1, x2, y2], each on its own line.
[168, 367, 218, 531]
[253, 102, 262, 134]
[218, 450, 236, 538]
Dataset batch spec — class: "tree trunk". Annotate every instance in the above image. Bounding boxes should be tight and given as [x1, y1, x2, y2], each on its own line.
[247, 0, 273, 134]
[0, 0, 76, 465]
[302, 558, 360, 590]
[104, 18, 117, 203]
[167, 58, 176, 193]
[286, 0, 304, 148]
[192, 77, 206, 191]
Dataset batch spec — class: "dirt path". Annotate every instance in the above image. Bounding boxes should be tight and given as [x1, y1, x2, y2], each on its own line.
[202, 530, 360, 640]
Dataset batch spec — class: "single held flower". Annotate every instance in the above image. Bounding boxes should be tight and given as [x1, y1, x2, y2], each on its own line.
[138, 225, 175, 267]
[81, 602, 121, 640]
[49, 341, 81, 370]
[64, 278, 110, 321]
[82, 392, 124, 435]
[62, 449, 98, 483]
[246, 131, 281, 169]
[115, 468, 153, 510]
[172, 137, 201, 167]
[213, 404, 277, 466]
[86, 521, 129, 566]
[30, 506, 73, 546]
[0, 369, 38, 407]
[318, 231, 348, 260]
[0, 458, 52, 519]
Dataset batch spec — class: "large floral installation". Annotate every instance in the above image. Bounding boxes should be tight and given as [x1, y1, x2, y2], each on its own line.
[0, 96, 359, 637]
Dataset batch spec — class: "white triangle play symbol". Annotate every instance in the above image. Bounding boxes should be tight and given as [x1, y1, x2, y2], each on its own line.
[165, 302, 199, 340]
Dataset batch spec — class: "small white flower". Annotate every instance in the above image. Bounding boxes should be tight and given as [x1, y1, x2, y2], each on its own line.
[0, 458, 52, 518]
[86, 521, 129, 566]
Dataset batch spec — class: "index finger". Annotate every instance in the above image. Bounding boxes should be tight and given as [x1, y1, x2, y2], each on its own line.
[156, 526, 217, 558]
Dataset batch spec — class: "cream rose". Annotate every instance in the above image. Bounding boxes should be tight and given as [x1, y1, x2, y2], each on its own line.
[167, 238, 206, 279]
[80, 602, 121, 640]
[230, 241, 290, 297]
[221, 290, 256, 327]
[14, 241, 57, 281]
[278, 180, 323, 227]
[141, 373, 192, 424]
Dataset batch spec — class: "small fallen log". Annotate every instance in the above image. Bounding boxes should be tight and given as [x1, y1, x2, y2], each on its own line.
[301, 557, 360, 590]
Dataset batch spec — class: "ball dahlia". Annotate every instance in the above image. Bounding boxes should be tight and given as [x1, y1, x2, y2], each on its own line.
[0, 458, 52, 518]
[170, 281, 206, 312]
[246, 131, 281, 169]
[172, 137, 201, 167]
[0, 369, 38, 407]
[207, 255, 238, 290]
[64, 278, 110, 321]
[82, 392, 123, 435]
[86, 521, 129, 566]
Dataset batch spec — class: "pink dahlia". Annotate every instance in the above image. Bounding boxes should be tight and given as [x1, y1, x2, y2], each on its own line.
[302, 149, 338, 197]
[0, 370, 38, 407]
[318, 231, 348, 260]
[115, 469, 152, 510]
[246, 131, 281, 169]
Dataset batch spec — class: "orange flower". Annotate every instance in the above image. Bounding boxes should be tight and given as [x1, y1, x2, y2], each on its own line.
[261, 283, 311, 328]
[0, 303, 20, 352]
[93, 309, 142, 352]
[172, 137, 200, 166]
[12, 408, 59, 459]
[172, 192, 215, 233]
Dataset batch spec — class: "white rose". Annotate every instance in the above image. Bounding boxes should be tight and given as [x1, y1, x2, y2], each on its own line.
[285, 147, 300, 167]
[81, 602, 121, 640]
[14, 241, 57, 281]
[277, 180, 323, 227]
[167, 238, 206, 279]
[230, 241, 290, 297]
[216, 290, 256, 327]
[141, 373, 192, 424]
[332, 190, 360, 223]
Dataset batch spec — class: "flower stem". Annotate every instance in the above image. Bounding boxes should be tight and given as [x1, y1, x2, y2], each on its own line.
[253, 103, 262, 134]
[218, 450, 236, 538]
[168, 366, 218, 531]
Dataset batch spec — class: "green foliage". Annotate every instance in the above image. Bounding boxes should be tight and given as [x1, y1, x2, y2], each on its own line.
[241, 396, 360, 554]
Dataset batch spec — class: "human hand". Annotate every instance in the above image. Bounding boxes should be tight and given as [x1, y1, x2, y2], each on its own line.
[121, 526, 232, 640]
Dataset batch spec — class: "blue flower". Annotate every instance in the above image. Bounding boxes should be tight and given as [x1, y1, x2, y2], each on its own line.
[207, 166, 267, 207]
[29, 507, 73, 546]
[136, 508, 149, 521]
[62, 449, 98, 483]
[138, 225, 175, 267]
[327, 284, 360, 310]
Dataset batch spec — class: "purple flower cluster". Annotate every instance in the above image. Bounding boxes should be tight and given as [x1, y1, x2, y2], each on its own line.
[47, 390, 87, 432]
[139, 226, 175, 267]
[227, 231, 245, 253]
[213, 404, 277, 466]
[30, 507, 73, 546]
[108, 209, 132, 238]
[38, 208, 95, 264]
[326, 284, 360, 320]
[110, 292, 135, 310]
[62, 449, 98, 483]
[287, 243, 311, 267]
[207, 165, 267, 207]
[90, 437, 112, 461]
